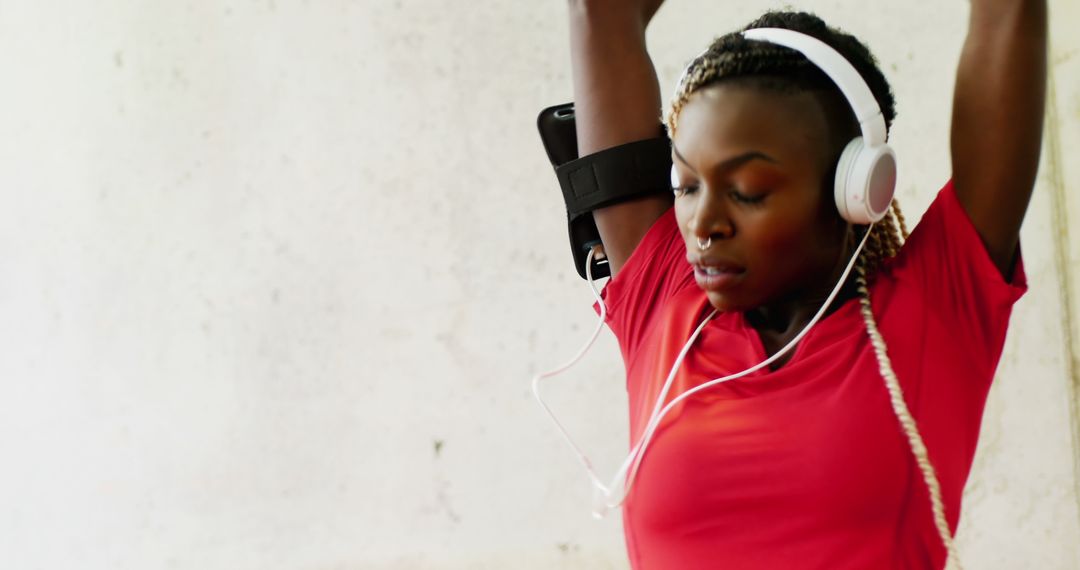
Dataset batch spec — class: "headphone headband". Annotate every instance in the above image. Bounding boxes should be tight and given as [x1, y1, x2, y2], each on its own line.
[741, 28, 887, 147]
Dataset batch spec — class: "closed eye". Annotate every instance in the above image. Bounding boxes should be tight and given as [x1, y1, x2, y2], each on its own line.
[674, 184, 765, 205]
[730, 189, 765, 205]
[673, 184, 698, 198]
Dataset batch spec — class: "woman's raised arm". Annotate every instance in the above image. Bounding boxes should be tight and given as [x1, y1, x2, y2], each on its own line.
[950, 0, 1048, 277]
[568, 0, 674, 278]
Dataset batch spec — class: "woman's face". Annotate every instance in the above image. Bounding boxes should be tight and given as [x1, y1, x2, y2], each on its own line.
[671, 83, 848, 314]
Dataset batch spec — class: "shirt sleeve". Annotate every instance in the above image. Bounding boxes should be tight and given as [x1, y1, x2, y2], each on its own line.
[885, 179, 1028, 363]
[591, 208, 696, 360]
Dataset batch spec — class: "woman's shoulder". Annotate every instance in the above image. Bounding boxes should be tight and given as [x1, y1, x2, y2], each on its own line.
[598, 207, 699, 357]
[885, 180, 1026, 295]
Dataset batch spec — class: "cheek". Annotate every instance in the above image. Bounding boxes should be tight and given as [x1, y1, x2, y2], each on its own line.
[745, 183, 839, 254]
[673, 198, 697, 240]
[738, 205, 839, 284]
[740, 210, 815, 258]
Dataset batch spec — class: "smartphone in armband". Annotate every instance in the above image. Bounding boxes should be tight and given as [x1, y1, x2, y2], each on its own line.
[536, 103, 610, 281]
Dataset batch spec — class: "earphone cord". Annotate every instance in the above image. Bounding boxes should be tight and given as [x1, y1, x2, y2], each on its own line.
[533, 226, 872, 516]
[604, 226, 872, 511]
[530, 247, 615, 496]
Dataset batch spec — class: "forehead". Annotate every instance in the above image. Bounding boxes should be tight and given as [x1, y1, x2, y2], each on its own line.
[672, 83, 833, 174]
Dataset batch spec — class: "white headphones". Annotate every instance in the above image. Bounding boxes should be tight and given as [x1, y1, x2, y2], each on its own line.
[675, 28, 897, 225]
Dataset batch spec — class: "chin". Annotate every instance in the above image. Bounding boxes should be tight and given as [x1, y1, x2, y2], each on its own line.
[704, 290, 754, 313]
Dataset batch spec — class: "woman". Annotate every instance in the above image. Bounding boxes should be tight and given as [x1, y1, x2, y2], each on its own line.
[561, 0, 1046, 568]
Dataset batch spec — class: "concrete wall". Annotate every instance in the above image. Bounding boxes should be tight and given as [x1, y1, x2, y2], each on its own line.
[0, 0, 1076, 568]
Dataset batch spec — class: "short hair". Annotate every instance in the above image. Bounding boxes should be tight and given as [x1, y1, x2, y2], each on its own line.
[665, 11, 896, 140]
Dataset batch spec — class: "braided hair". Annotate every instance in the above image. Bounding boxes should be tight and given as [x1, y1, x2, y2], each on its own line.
[665, 11, 962, 568]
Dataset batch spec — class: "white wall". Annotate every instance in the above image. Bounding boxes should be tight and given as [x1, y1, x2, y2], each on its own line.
[0, 1, 1076, 568]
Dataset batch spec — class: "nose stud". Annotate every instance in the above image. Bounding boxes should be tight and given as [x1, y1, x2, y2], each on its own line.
[697, 236, 712, 251]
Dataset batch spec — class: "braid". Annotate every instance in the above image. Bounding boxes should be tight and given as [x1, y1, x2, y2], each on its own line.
[893, 201, 911, 240]
[856, 247, 963, 569]
[858, 207, 960, 569]
[858, 200, 907, 280]
[855, 202, 961, 567]
[666, 44, 816, 134]
[667, 10, 961, 566]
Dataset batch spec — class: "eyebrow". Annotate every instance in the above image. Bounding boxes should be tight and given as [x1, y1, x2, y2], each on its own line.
[671, 144, 779, 174]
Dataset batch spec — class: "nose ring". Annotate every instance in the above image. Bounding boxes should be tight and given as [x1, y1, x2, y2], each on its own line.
[697, 236, 712, 251]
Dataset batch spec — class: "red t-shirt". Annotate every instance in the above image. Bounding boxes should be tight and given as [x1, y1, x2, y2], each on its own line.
[594, 180, 1026, 569]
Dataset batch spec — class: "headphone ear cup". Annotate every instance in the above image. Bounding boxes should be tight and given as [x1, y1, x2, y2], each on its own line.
[834, 138, 864, 224]
[834, 137, 897, 224]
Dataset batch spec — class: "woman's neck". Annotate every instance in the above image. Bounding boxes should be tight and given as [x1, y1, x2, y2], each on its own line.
[744, 275, 860, 359]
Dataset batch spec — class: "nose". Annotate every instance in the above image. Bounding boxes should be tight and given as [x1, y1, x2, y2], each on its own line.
[687, 187, 735, 245]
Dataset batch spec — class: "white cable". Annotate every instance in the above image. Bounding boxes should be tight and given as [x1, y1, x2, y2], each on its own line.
[534, 227, 871, 517]
[602, 226, 872, 511]
[531, 248, 614, 495]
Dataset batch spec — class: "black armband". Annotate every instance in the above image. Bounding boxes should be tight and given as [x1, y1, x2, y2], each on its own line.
[538, 103, 673, 280]
[557, 137, 674, 218]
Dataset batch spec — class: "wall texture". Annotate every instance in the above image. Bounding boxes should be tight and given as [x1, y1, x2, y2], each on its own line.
[0, 1, 1076, 568]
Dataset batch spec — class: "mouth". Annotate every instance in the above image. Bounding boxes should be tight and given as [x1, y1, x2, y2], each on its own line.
[692, 262, 746, 291]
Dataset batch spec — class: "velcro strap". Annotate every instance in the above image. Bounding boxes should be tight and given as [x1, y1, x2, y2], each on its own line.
[555, 137, 673, 219]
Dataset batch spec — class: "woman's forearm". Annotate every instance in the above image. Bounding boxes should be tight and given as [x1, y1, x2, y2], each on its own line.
[567, 0, 665, 155]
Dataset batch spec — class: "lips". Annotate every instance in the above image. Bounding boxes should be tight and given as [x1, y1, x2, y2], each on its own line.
[689, 255, 746, 291]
